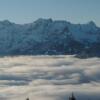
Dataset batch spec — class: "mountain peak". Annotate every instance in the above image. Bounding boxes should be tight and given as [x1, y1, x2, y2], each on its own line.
[2, 20, 11, 23]
[0, 18, 99, 55]
[88, 21, 96, 27]
[0, 20, 13, 26]
[34, 18, 53, 23]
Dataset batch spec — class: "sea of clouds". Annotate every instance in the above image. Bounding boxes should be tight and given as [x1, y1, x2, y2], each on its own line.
[0, 55, 100, 100]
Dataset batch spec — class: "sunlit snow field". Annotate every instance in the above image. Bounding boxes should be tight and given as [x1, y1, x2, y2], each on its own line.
[0, 55, 100, 100]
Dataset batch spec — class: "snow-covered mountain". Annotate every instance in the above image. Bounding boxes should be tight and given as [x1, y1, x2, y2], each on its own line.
[0, 18, 100, 56]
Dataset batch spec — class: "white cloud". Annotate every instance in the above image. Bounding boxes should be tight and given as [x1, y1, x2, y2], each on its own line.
[0, 55, 100, 100]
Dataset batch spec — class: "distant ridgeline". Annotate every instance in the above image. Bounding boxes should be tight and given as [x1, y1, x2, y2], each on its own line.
[0, 19, 100, 57]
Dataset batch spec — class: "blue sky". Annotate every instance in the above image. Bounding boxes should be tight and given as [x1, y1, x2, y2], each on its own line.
[0, 0, 100, 26]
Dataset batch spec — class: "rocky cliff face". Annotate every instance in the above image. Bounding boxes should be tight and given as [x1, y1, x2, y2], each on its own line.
[0, 19, 100, 56]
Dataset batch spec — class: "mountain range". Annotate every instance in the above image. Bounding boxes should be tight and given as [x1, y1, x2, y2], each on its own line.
[0, 18, 100, 57]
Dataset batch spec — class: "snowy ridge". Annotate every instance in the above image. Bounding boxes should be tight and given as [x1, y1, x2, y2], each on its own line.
[0, 18, 100, 56]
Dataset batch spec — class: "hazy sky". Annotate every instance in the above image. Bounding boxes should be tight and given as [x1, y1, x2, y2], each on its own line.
[0, 0, 100, 26]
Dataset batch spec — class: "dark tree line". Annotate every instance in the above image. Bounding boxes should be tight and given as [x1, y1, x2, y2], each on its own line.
[26, 93, 77, 100]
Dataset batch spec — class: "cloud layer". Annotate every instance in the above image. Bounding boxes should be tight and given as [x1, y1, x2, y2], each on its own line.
[0, 55, 100, 100]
